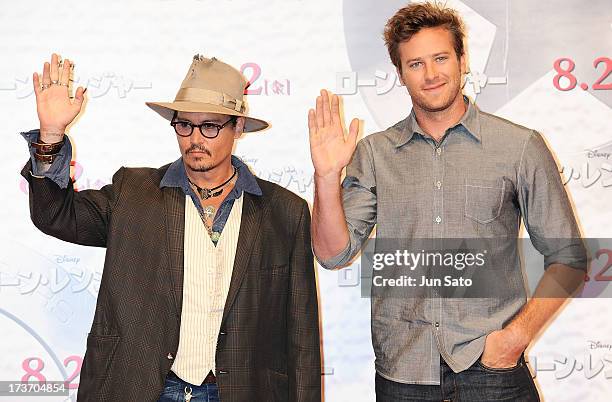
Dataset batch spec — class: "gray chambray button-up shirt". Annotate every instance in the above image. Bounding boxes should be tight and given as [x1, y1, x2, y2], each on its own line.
[319, 98, 585, 384]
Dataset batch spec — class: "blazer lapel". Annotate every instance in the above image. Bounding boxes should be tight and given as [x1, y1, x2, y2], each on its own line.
[221, 192, 264, 325]
[163, 186, 186, 321]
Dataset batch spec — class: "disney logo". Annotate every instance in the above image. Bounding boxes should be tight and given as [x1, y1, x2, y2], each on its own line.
[587, 150, 611, 159]
[54, 255, 81, 264]
[587, 340, 612, 350]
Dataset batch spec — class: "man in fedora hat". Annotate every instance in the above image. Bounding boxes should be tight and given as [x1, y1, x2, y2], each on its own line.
[20, 53, 321, 402]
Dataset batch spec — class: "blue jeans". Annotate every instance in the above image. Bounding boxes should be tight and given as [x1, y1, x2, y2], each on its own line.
[375, 354, 540, 401]
[157, 372, 220, 402]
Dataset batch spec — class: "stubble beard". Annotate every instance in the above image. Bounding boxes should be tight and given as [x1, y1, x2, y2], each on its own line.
[186, 157, 217, 173]
[411, 74, 463, 114]
[184, 149, 217, 172]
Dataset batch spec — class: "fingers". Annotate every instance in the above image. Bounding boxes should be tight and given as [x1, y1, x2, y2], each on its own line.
[321, 89, 331, 127]
[72, 86, 86, 110]
[50, 53, 60, 83]
[42, 61, 51, 86]
[315, 89, 337, 129]
[315, 94, 324, 129]
[308, 109, 316, 136]
[348, 118, 360, 146]
[314, 88, 354, 145]
[38, 54, 75, 95]
[33, 72, 41, 96]
[331, 93, 341, 124]
[60, 59, 71, 86]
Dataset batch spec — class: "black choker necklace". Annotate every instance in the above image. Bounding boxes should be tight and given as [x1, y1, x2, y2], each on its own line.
[188, 167, 237, 199]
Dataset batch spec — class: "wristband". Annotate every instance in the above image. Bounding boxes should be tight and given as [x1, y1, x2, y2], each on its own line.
[32, 137, 65, 154]
[33, 152, 59, 164]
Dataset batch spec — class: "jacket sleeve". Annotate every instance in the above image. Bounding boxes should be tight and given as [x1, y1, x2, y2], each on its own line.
[287, 200, 322, 401]
[21, 159, 126, 247]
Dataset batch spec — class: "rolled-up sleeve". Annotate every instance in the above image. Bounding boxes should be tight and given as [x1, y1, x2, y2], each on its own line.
[318, 138, 378, 270]
[21, 129, 72, 189]
[517, 131, 587, 270]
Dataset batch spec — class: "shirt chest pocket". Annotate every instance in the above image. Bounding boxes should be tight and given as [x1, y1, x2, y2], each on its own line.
[464, 179, 506, 224]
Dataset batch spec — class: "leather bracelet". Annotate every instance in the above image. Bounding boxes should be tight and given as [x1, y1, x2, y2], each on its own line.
[32, 138, 65, 154]
[33, 152, 58, 164]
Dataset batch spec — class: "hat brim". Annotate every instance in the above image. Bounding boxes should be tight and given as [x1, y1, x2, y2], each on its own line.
[146, 101, 270, 133]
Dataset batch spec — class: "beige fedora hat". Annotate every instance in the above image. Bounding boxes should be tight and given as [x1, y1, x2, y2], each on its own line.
[146, 54, 269, 132]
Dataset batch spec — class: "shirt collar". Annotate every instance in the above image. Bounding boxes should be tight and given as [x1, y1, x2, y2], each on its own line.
[392, 96, 482, 148]
[160, 155, 263, 197]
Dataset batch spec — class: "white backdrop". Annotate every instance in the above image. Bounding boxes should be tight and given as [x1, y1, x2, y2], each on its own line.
[2, 0, 611, 401]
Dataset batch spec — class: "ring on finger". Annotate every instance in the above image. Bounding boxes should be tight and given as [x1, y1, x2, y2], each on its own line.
[41, 84, 50, 90]
[51, 80, 59, 85]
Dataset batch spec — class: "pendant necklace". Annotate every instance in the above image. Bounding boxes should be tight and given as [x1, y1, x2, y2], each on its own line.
[189, 167, 238, 242]
[188, 167, 237, 200]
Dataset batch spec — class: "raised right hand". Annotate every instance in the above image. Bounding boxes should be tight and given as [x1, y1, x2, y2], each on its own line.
[308, 89, 359, 179]
[33, 53, 86, 143]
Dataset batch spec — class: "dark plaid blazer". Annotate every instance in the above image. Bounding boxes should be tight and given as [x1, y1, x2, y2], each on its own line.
[21, 160, 321, 402]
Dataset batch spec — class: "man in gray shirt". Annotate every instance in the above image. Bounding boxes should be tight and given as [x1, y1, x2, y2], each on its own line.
[308, 2, 585, 401]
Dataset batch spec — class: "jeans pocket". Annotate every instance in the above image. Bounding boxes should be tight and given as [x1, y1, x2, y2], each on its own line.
[476, 353, 523, 373]
[467, 354, 540, 401]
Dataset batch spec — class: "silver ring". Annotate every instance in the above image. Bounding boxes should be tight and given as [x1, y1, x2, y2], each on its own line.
[56, 82, 69, 87]
[41, 84, 50, 90]
[51, 80, 59, 85]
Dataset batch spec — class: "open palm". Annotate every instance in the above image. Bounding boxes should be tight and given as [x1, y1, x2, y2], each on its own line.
[33, 53, 86, 141]
[308, 90, 359, 177]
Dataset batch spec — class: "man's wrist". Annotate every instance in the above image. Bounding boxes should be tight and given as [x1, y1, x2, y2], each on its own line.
[39, 128, 65, 143]
[314, 170, 342, 185]
[503, 324, 531, 351]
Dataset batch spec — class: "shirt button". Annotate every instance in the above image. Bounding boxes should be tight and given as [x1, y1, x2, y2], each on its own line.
[434, 322, 440, 328]
[435, 216, 442, 224]
[167, 353, 174, 360]
[436, 147, 442, 156]
[436, 181, 442, 189]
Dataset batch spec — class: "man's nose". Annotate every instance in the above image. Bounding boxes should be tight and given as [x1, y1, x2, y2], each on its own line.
[424, 62, 438, 82]
[190, 128, 209, 144]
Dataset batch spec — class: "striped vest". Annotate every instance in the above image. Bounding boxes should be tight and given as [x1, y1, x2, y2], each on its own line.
[171, 194, 244, 385]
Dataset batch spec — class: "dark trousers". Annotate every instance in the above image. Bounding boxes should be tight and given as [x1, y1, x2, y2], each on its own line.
[375, 354, 540, 401]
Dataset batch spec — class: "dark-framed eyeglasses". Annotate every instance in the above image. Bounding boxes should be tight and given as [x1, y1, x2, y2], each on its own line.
[170, 116, 236, 139]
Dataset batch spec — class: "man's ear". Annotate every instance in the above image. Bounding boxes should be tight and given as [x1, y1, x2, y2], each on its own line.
[234, 116, 246, 138]
[460, 54, 467, 76]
